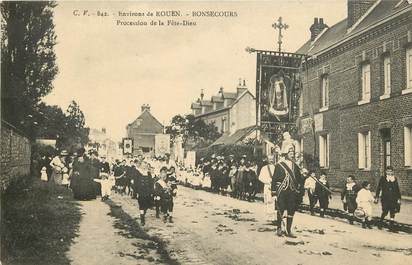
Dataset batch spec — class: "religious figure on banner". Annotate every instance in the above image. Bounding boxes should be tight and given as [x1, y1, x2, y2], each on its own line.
[268, 73, 291, 120]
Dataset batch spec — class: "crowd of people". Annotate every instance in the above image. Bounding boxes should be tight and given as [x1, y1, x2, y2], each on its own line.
[38, 141, 403, 236]
[38, 149, 180, 225]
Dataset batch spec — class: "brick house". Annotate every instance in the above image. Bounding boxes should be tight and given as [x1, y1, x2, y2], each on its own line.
[190, 80, 256, 135]
[296, 0, 412, 195]
[126, 104, 164, 156]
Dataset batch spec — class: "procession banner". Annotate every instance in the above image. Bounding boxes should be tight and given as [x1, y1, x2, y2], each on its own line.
[255, 50, 305, 143]
[122, 138, 133, 155]
[256, 51, 304, 123]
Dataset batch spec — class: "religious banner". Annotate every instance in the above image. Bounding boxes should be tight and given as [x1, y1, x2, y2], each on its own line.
[256, 51, 304, 124]
[155, 134, 171, 157]
[122, 138, 133, 155]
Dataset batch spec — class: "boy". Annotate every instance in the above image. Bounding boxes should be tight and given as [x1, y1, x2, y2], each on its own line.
[154, 166, 177, 223]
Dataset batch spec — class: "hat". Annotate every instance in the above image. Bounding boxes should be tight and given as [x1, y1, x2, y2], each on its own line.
[60, 150, 68, 156]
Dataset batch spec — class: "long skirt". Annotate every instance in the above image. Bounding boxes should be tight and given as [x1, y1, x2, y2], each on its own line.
[52, 170, 63, 185]
[71, 173, 96, 200]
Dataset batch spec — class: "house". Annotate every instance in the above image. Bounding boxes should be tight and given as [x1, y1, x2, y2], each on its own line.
[190, 79, 256, 135]
[297, 0, 412, 194]
[87, 128, 118, 159]
[126, 104, 164, 156]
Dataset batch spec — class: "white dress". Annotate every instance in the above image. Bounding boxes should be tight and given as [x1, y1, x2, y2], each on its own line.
[356, 188, 374, 217]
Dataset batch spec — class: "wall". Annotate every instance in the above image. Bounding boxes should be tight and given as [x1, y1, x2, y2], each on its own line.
[229, 92, 256, 134]
[299, 12, 412, 195]
[1, 120, 31, 190]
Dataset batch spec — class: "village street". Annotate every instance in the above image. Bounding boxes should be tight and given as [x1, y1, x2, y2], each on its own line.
[67, 186, 412, 265]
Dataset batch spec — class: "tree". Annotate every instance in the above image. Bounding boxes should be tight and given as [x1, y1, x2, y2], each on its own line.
[165, 114, 221, 149]
[35, 101, 89, 152]
[62, 101, 89, 150]
[1, 1, 58, 136]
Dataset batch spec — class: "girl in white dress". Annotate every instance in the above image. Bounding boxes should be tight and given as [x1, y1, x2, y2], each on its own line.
[356, 181, 374, 229]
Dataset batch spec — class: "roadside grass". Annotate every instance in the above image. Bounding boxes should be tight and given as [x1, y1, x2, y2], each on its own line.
[1, 177, 81, 265]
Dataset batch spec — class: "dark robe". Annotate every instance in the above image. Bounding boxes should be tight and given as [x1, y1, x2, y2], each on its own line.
[71, 156, 96, 200]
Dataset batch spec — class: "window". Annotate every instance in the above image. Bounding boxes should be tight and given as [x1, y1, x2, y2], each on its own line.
[358, 131, 371, 170]
[361, 63, 371, 102]
[405, 126, 412, 166]
[319, 134, 329, 168]
[299, 94, 303, 117]
[405, 47, 412, 93]
[221, 117, 227, 133]
[320, 75, 329, 109]
[382, 55, 391, 97]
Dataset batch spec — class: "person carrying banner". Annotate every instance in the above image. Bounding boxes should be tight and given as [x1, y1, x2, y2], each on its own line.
[271, 143, 304, 238]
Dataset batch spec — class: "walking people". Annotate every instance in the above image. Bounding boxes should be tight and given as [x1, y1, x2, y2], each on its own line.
[71, 148, 96, 200]
[154, 166, 177, 223]
[271, 144, 304, 238]
[135, 162, 154, 226]
[259, 154, 276, 222]
[375, 166, 402, 231]
[315, 172, 331, 218]
[341, 175, 360, 224]
[304, 171, 317, 215]
[356, 181, 374, 229]
[50, 150, 68, 185]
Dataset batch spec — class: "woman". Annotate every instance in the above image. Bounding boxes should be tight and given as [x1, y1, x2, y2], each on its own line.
[50, 150, 68, 185]
[70, 148, 96, 200]
[375, 166, 401, 231]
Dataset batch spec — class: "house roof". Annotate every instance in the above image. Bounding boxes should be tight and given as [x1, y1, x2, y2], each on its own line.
[193, 90, 255, 118]
[222, 92, 237, 99]
[211, 125, 256, 146]
[296, 0, 411, 56]
[191, 102, 201, 109]
[127, 110, 163, 134]
[199, 100, 213, 106]
[211, 95, 224, 102]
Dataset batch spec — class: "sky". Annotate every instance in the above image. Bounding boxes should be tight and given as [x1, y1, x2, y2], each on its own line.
[44, 0, 347, 141]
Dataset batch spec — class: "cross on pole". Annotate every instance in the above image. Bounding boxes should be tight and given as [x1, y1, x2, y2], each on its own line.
[272, 17, 288, 53]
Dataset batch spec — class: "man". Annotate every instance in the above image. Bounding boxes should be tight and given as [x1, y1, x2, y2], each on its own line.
[304, 171, 317, 215]
[375, 166, 401, 231]
[98, 156, 111, 200]
[271, 144, 304, 238]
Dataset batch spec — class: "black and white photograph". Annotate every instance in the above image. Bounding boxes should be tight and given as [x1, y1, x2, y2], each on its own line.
[1, 0, 412, 264]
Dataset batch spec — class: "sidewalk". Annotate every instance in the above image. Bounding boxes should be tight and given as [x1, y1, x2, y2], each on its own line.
[301, 192, 412, 225]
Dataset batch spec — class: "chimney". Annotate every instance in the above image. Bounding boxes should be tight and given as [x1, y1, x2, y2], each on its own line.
[310, 17, 328, 41]
[236, 79, 248, 96]
[347, 0, 377, 29]
[102, 128, 106, 134]
[141, 104, 150, 113]
[219, 86, 224, 96]
[200, 89, 204, 100]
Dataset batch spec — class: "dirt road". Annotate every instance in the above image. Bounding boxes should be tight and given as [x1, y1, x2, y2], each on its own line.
[68, 186, 412, 265]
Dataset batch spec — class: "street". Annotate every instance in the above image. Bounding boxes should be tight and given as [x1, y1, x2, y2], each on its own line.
[68, 186, 412, 265]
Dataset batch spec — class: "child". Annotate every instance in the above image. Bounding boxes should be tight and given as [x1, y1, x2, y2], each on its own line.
[356, 181, 374, 229]
[40, 166, 48, 181]
[341, 175, 360, 224]
[61, 167, 70, 188]
[315, 173, 331, 218]
[304, 171, 317, 215]
[136, 162, 154, 226]
[154, 166, 176, 223]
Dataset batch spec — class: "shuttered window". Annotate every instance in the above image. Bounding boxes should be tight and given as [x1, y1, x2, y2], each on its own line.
[358, 131, 371, 169]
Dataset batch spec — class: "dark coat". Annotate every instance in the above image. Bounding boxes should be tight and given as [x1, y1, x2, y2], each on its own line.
[375, 176, 401, 211]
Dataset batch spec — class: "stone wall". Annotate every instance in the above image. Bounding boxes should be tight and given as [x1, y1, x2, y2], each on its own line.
[1, 120, 31, 190]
